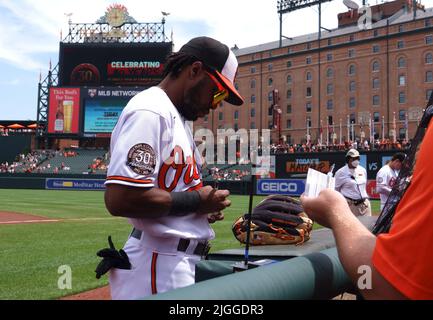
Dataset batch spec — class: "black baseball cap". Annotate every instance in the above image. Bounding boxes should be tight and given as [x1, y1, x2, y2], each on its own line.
[179, 36, 244, 106]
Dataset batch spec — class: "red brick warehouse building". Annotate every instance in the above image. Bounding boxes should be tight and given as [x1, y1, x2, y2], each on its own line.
[194, 0, 433, 145]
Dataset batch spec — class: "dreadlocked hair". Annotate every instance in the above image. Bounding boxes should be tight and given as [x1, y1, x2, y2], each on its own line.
[162, 52, 198, 79]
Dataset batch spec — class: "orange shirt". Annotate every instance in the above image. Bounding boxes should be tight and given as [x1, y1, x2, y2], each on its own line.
[373, 118, 433, 299]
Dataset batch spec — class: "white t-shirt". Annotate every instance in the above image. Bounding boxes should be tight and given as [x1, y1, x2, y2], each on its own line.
[334, 164, 369, 200]
[105, 86, 214, 241]
[376, 164, 398, 210]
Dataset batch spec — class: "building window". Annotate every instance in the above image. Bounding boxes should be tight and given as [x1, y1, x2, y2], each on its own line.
[373, 95, 380, 106]
[349, 34, 354, 42]
[426, 71, 433, 82]
[250, 66, 256, 73]
[372, 60, 380, 72]
[234, 110, 239, 120]
[426, 35, 433, 45]
[349, 80, 356, 92]
[250, 108, 255, 117]
[306, 43, 311, 50]
[398, 57, 406, 68]
[219, 112, 223, 121]
[350, 113, 356, 124]
[287, 89, 292, 99]
[397, 40, 404, 49]
[425, 53, 433, 64]
[399, 92, 406, 103]
[287, 119, 292, 129]
[268, 78, 273, 86]
[306, 87, 312, 97]
[349, 97, 356, 108]
[399, 75, 406, 86]
[348, 48, 355, 57]
[268, 91, 273, 102]
[306, 117, 312, 127]
[251, 122, 256, 129]
[426, 19, 432, 27]
[327, 38, 332, 46]
[399, 110, 406, 121]
[427, 89, 433, 101]
[399, 128, 406, 140]
[268, 107, 273, 116]
[287, 74, 292, 84]
[306, 102, 312, 113]
[373, 44, 380, 53]
[372, 78, 380, 89]
[328, 115, 333, 125]
[306, 71, 312, 81]
[327, 53, 333, 61]
[373, 29, 379, 37]
[250, 79, 256, 89]
[327, 99, 333, 110]
[348, 64, 356, 76]
[374, 112, 380, 122]
[398, 25, 404, 33]
[287, 104, 292, 114]
[234, 123, 238, 131]
[288, 47, 293, 53]
[268, 63, 273, 71]
[287, 60, 292, 68]
[251, 95, 256, 103]
[327, 83, 333, 95]
[268, 121, 273, 129]
[306, 56, 312, 64]
[326, 67, 333, 78]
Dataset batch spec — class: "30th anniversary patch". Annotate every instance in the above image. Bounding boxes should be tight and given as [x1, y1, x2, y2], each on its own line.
[126, 143, 156, 175]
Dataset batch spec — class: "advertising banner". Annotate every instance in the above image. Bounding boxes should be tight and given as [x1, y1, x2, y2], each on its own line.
[47, 88, 80, 134]
[45, 178, 106, 190]
[257, 179, 305, 196]
[257, 178, 380, 199]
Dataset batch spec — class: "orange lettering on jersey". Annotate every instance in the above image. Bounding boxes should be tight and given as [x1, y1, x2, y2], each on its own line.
[158, 145, 201, 192]
[158, 146, 185, 192]
[184, 154, 201, 185]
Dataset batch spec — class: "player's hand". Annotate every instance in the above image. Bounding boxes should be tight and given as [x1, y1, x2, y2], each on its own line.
[196, 185, 231, 214]
[300, 189, 351, 228]
[207, 211, 224, 224]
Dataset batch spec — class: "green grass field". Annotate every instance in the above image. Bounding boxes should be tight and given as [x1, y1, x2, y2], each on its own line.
[0, 189, 381, 300]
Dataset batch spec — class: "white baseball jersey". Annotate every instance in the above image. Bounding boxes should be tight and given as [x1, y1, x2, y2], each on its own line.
[334, 164, 369, 200]
[376, 164, 398, 210]
[106, 86, 214, 241]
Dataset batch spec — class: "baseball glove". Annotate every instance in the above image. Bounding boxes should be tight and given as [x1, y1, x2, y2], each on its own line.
[232, 195, 313, 245]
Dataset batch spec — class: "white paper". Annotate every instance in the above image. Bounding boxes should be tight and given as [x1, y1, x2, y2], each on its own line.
[304, 168, 335, 197]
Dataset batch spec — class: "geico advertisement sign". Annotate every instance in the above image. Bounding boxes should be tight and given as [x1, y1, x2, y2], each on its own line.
[257, 179, 305, 195]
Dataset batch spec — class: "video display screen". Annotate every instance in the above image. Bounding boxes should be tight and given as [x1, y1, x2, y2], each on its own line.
[58, 42, 172, 87]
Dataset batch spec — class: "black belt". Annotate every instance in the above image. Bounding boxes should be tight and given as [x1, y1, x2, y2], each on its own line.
[344, 196, 367, 206]
[130, 228, 210, 258]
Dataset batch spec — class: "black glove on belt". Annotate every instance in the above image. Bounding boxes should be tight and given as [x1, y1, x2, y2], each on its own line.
[95, 236, 131, 279]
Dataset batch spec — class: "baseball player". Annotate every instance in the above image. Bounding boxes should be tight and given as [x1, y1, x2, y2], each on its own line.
[99, 37, 244, 300]
[334, 149, 371, 216]
[376, 153, 406, 211]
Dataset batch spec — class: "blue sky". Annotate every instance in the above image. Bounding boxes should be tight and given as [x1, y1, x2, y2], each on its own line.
[2, 0, 428, 120]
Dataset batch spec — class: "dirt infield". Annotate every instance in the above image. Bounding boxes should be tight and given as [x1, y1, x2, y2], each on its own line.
[0, 211, 60, 224]
[59, 286, 111, 300]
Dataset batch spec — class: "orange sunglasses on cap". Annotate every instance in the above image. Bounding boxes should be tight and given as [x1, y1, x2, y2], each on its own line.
[205, 71, 229, 108]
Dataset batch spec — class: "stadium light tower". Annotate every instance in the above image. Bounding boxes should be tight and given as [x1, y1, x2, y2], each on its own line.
[277, 0, 333, 144]
[277, 0, 333, 47]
